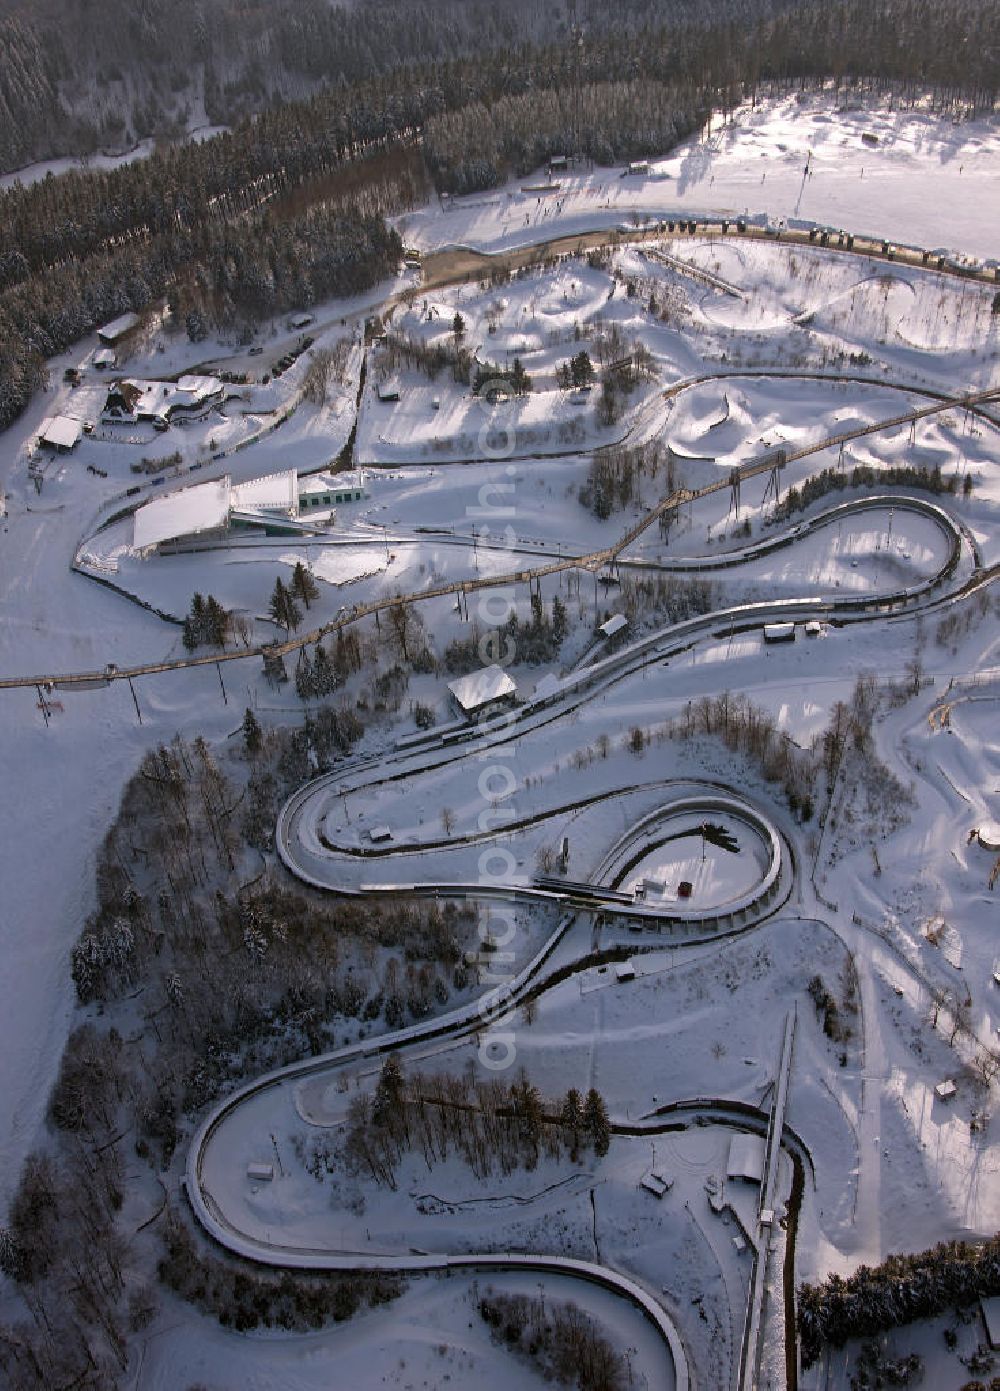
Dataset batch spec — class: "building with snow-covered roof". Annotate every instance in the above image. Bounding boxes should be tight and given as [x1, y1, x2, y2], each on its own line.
[97, 311, 140, 346]
[297, 471, 367, 511]
[37, 415, 83, 452]
[726, 1133, 765, 1185]
[230, 469, 298, 519]
[978, 822, 1000, 852]
[102, 375, 224, 427]
[981, 1296, 1000, 1349]
[447, 665, 517, 720]
[132, 467, 339, 553]
[599, 613, 628, 645]
[133, 477, 232, 551]
[93, 348, 117, 370]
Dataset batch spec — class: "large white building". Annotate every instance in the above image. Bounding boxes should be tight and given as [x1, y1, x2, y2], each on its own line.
[132, 468, 367, 552]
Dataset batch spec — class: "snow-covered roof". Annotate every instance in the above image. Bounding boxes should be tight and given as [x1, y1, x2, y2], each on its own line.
[108, 375, 222, 421]
[982, 1296, 1000, 1348]
[38, 415, 82, 450]
[133, 477, 231, 549]
[97, 311, 140, 344]
[600, 614, 628, 639]
[447, 665, 517, 714]
[298, 470, 366, 497]
[93, 348, 116, 367]
[978, 822, 1000, 852]
[726, 1133, 765, 1184]
[231, 469, 297, 515]
[533, 672, 563, 702]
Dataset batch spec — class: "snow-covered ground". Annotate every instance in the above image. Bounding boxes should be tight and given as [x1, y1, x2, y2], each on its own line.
[1, 92, 999, 1390]
[401, 94, 1000, 264]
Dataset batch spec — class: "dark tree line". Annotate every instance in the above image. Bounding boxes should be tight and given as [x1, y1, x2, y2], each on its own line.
[775, 461, 958, 520]
[158, 1211, 403, 1334]
[2, 0, 998, 431]
[344, 1057, 612, 1187]
[0, 201, 401, 434]
[4, 0, 999, 177]
[480, 1288, 626, 1391]
[798, 1234, 1000, 1368]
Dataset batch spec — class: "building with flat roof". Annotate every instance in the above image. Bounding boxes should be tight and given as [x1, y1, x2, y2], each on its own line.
[298, 471, 367, 511]
[447, 665, 517, 720]
[727, 1133, 766, 1184]
[982, 1296, 1000, 1349]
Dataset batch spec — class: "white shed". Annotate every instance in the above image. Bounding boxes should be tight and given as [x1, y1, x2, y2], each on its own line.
[97, 311, 141, 345]
[38, 415, 83, 452]
[447, 665, 517, 720]
[599, 614, 628, 643]
[727, 1133, 766, 1184]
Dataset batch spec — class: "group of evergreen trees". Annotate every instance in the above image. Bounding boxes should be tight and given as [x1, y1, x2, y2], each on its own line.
[556, 350, 595, 390]
[775, 461, 959, 520]
[798, 1234, 1000, 1367]
[3, 0, 999, 178]
[443, 592, 569, 673]
[269, 564, 319, 634]
[181, 592, 229, 650]
[473, 357, 532, 398]
[2, 0, 999, 432]
[294, 644, 338, 701]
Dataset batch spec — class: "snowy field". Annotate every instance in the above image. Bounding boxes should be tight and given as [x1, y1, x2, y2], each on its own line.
[401, 94, 1000, 264]
[1, 92, 999, 1391]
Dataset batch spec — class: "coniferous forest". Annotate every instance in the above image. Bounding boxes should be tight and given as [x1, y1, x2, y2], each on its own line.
[0, 0, 998, 431]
